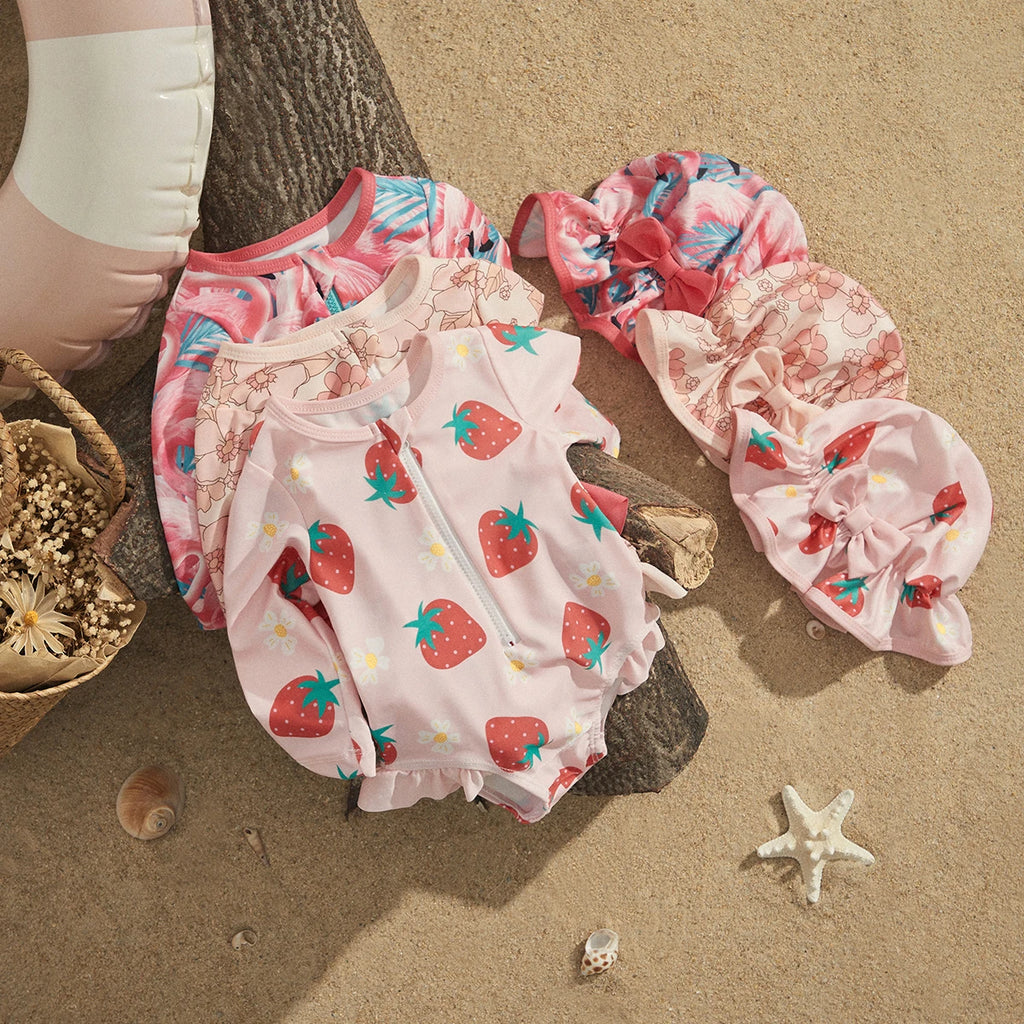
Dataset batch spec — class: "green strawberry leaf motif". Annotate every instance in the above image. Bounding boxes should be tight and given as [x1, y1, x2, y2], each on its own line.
[582, 631, 610, 672]
[403, 602, 446, 650]
[297, 670, 341, 717]
[364, 465, 409, 508]
[308, 520, 332, 553]
[497, 324, 543, 354]
[336, 765, 360, 781]
[573, 497, 613, 540]
[371, 724, 396, 749]
[494, 502, 537, 543]
[829, 576, 868, 604]
[749, 427, 778, 452]
[520, 732, 547, 767]
[442, 405, 480, 446]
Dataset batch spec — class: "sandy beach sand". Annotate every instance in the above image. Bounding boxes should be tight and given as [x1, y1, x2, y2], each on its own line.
[1, 2, 1022, 1021]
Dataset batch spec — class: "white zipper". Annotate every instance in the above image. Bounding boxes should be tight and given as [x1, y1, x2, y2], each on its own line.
[399, 441, 519, 647]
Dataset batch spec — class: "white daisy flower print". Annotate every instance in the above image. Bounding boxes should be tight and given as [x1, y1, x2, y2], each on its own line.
[351, 637, 389, 685]
[775, 483, 800, 499]
[504, 646, 538, 684]
[246, 510, 288, 552]
[418, 527, 455, 572]
[570, 561, 618, 598]
[941, 525, 975, 554]
[566, 707, 585, 741]
[284, 452, 313, 493]
[418, 719, 460, 754]
[942, 426, 962, 449]
[867, 468, 903, 492]
[933, 613, 958, 647]
[447, 333, 484, 369]
[259, 608, 298, 654]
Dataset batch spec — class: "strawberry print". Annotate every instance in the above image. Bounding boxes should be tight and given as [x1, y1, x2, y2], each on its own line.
[478, 502, 539, 577]
[364, 420, 420, 508]
[444, 401, 522, 460]
[269, 669, 341, 738]
[404, 599, 487, 668]
[899, 575, 942, 609]
[822, 421, 877, 473]
[486, 716, 549, 772]
[744, 427, 787, 470]
[814, 573, 869, 616]
[486, 321, 545, 354]
[570, 482, 614, 540]
[930, 482, 966, 526]
[268, 546, 325, 622]
[371, 724, 398, 765]
[562, 602, 612, 672]
[548, 765, 583, 801]
[308, 520, 355, 594]
[799, 512, 837, 554]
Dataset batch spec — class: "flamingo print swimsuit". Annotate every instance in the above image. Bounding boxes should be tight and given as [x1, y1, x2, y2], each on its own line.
[222, 324, 665, 822]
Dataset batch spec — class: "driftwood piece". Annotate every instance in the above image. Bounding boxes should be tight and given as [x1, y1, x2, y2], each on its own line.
[567, 445, 718, 591]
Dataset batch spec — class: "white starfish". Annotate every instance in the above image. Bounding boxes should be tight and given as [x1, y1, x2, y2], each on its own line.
[757, 785, 875, 903]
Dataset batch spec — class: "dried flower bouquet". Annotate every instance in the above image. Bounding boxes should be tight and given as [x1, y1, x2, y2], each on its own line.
[0, 349, 145, 694]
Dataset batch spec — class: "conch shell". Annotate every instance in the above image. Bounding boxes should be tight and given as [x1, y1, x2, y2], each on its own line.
[116, 765, 184, 840]
[580, 928, 619, 976]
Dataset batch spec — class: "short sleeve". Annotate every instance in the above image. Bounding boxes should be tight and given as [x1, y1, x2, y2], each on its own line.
[480, 325, 618, 450]
[428, 180, 513, 268]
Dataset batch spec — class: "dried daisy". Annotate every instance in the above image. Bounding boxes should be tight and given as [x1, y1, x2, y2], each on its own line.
[1, 574, 78, 657]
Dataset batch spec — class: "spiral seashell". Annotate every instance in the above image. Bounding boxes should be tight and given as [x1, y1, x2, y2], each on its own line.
[580, 928, 619, 976]
[115, 765, 184, 840]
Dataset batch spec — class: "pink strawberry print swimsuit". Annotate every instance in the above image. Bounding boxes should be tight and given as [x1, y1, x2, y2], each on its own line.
[222, 324, 665, 822]
[153, 168, 509, 627]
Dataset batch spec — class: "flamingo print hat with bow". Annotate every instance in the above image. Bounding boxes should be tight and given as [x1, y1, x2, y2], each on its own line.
[509, 151, 809, 360]
[633, 261, 910, 471]
[729, 398, 992, 665]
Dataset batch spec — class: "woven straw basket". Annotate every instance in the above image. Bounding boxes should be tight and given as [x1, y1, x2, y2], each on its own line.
[0, 348, 143, 756]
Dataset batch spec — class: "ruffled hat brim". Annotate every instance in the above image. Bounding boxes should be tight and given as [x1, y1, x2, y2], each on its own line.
[729, 400, 992, 665]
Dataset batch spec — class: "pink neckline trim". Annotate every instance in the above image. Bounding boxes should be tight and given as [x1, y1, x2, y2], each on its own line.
[185, 167, 378, 275]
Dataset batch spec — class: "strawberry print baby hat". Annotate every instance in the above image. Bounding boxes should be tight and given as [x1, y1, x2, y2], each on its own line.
[634, 262, 910, 471]
[510, 151, 808, 360]
[729, 398, 992, 665]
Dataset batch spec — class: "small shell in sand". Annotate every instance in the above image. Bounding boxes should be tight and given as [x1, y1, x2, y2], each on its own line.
[581, 928, 619, 976]
[805, 619, 827, 640]
[115, 765, 184, 840]
[230, 929, 258, 950]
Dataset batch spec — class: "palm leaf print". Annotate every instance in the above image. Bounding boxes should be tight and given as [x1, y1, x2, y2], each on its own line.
[176, 313, 229, 370]
[677, 221, 743, 270]
[372, 178, 431, 243]
[642, 172, 681, 217]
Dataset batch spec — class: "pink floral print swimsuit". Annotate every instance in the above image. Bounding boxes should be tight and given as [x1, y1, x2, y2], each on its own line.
[152, 168, 509, 625]
[222, 325, 664, 822]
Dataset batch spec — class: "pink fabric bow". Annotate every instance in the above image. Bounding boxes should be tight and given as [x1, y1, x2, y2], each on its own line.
[810, 467, 911, 577]
[725, 347, 822, 436]
[613, 217, 716, 314]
